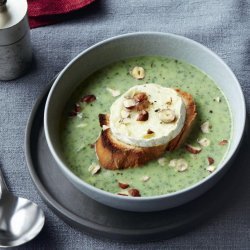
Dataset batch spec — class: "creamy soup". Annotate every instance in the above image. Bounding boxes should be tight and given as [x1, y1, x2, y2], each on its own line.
[61, 56, 231, 196]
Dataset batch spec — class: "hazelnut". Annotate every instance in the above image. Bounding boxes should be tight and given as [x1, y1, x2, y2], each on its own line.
[133, 92, 150, 111]
[133, 92, 148, 102]
[80, 94, 96, 103]
[207, 157, 215, 165]
[128, 188, 141, 197]
[158, 109, 176, 123]
[123, 98, 137, 109]
[131, 66, 145, 80]
[158, 157, 167, 166]
[106, 87, 121, 97]
[200, 121, 210, 133]
[206, 165, 216, 173]
[88, 163, 101, 175]
[147, 129, 154, 134]
[169, 159, 177, 168]
[176, 159, 188, 172]
[185, 144, 202, 154]
[219, 139, 228, 145]
[137, 110, 149, 121]
[117, 190, 129, 196]
[118, 181, 129, 189]
[197, 138, 210, 147]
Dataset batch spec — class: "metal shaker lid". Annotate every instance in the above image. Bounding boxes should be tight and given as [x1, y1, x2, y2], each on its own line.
[0, 0, 29, 46]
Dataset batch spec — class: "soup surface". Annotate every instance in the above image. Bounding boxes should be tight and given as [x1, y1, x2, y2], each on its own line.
[61, 56, 231, 196]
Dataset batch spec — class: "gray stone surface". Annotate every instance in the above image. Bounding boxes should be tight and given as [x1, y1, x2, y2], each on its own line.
[0, 1, 249, 249]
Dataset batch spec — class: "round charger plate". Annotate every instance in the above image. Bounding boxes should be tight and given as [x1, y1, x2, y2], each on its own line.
[25, 84, 248, 242]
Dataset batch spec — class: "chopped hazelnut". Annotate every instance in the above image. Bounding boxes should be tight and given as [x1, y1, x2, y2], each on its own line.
[81, 94, 96, 103]
[198, 138, 210, 147]
[185, 144, 202, 154]
[158, 109, 176, 123]
[134, 92, 148, 102]
[123, 98, 137, 109]
[147, 129, 154, 134]
[106, 87, 121, 97]
[128, 188, 141, 197]
[118, 181, 129, 189]
[169, 159, 177, 168]
[137, 110, 149, 121]
[207, 157, 215, 165]
[158, 157, 167, 166]
[219, 139, 228, 145]
[133, 92, 150, 111]
[131, 66, 145, 80]
[176, 159, 188, 172]
[117, 190, 129, 196]
[88, 163, 101, 175]
[206, 165, 216, 173]
[200, 121, 210, 133]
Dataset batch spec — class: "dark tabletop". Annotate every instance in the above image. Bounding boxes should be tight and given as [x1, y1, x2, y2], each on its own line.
[0, 1, 249, 249]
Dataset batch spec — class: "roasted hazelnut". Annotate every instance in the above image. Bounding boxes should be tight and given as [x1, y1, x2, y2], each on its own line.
[131, 66, 145, 80]
[137, 110, 149, 121]
[81, 94, 96, 103]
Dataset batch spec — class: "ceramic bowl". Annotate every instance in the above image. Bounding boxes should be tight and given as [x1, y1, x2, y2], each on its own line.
[44, 32, 246, 212]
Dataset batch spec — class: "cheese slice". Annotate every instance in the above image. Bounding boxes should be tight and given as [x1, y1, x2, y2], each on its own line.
[109, 84, 186, 147]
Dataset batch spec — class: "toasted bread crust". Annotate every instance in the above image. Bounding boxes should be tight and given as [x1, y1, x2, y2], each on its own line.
[96, 114, 166, 169]
[95, 89, 197, 170]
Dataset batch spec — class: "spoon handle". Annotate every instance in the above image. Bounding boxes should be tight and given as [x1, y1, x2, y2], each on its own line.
[0, 166, 9, 194]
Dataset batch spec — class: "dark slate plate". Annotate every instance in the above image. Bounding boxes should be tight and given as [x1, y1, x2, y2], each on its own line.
[24, 85, 248, 242]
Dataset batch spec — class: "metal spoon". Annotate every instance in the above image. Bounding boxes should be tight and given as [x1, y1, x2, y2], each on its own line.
[0, 167, 45, 247]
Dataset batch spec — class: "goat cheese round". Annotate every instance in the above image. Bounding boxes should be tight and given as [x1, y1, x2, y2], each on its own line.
[109, 84, 186, 147]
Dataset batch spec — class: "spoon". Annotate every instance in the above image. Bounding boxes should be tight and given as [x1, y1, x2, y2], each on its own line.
[0, 167, 45, 247]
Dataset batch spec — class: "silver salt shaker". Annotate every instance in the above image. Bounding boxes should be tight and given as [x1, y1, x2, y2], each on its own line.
[0, 0, 32, 80]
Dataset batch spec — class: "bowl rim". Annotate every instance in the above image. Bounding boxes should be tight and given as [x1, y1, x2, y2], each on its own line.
[44, 31, 246, 201]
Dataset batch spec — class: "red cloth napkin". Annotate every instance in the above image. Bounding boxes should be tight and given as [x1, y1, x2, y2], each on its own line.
[28, 0, 95, 29]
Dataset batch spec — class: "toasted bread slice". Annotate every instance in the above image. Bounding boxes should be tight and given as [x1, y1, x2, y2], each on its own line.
[95, 89, 197, 170]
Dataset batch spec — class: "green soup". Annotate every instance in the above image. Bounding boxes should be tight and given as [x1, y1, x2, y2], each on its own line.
[61, 56, 231, 196]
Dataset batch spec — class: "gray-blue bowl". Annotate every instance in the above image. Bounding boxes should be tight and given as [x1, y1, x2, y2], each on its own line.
[44, 32, 246, 212]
